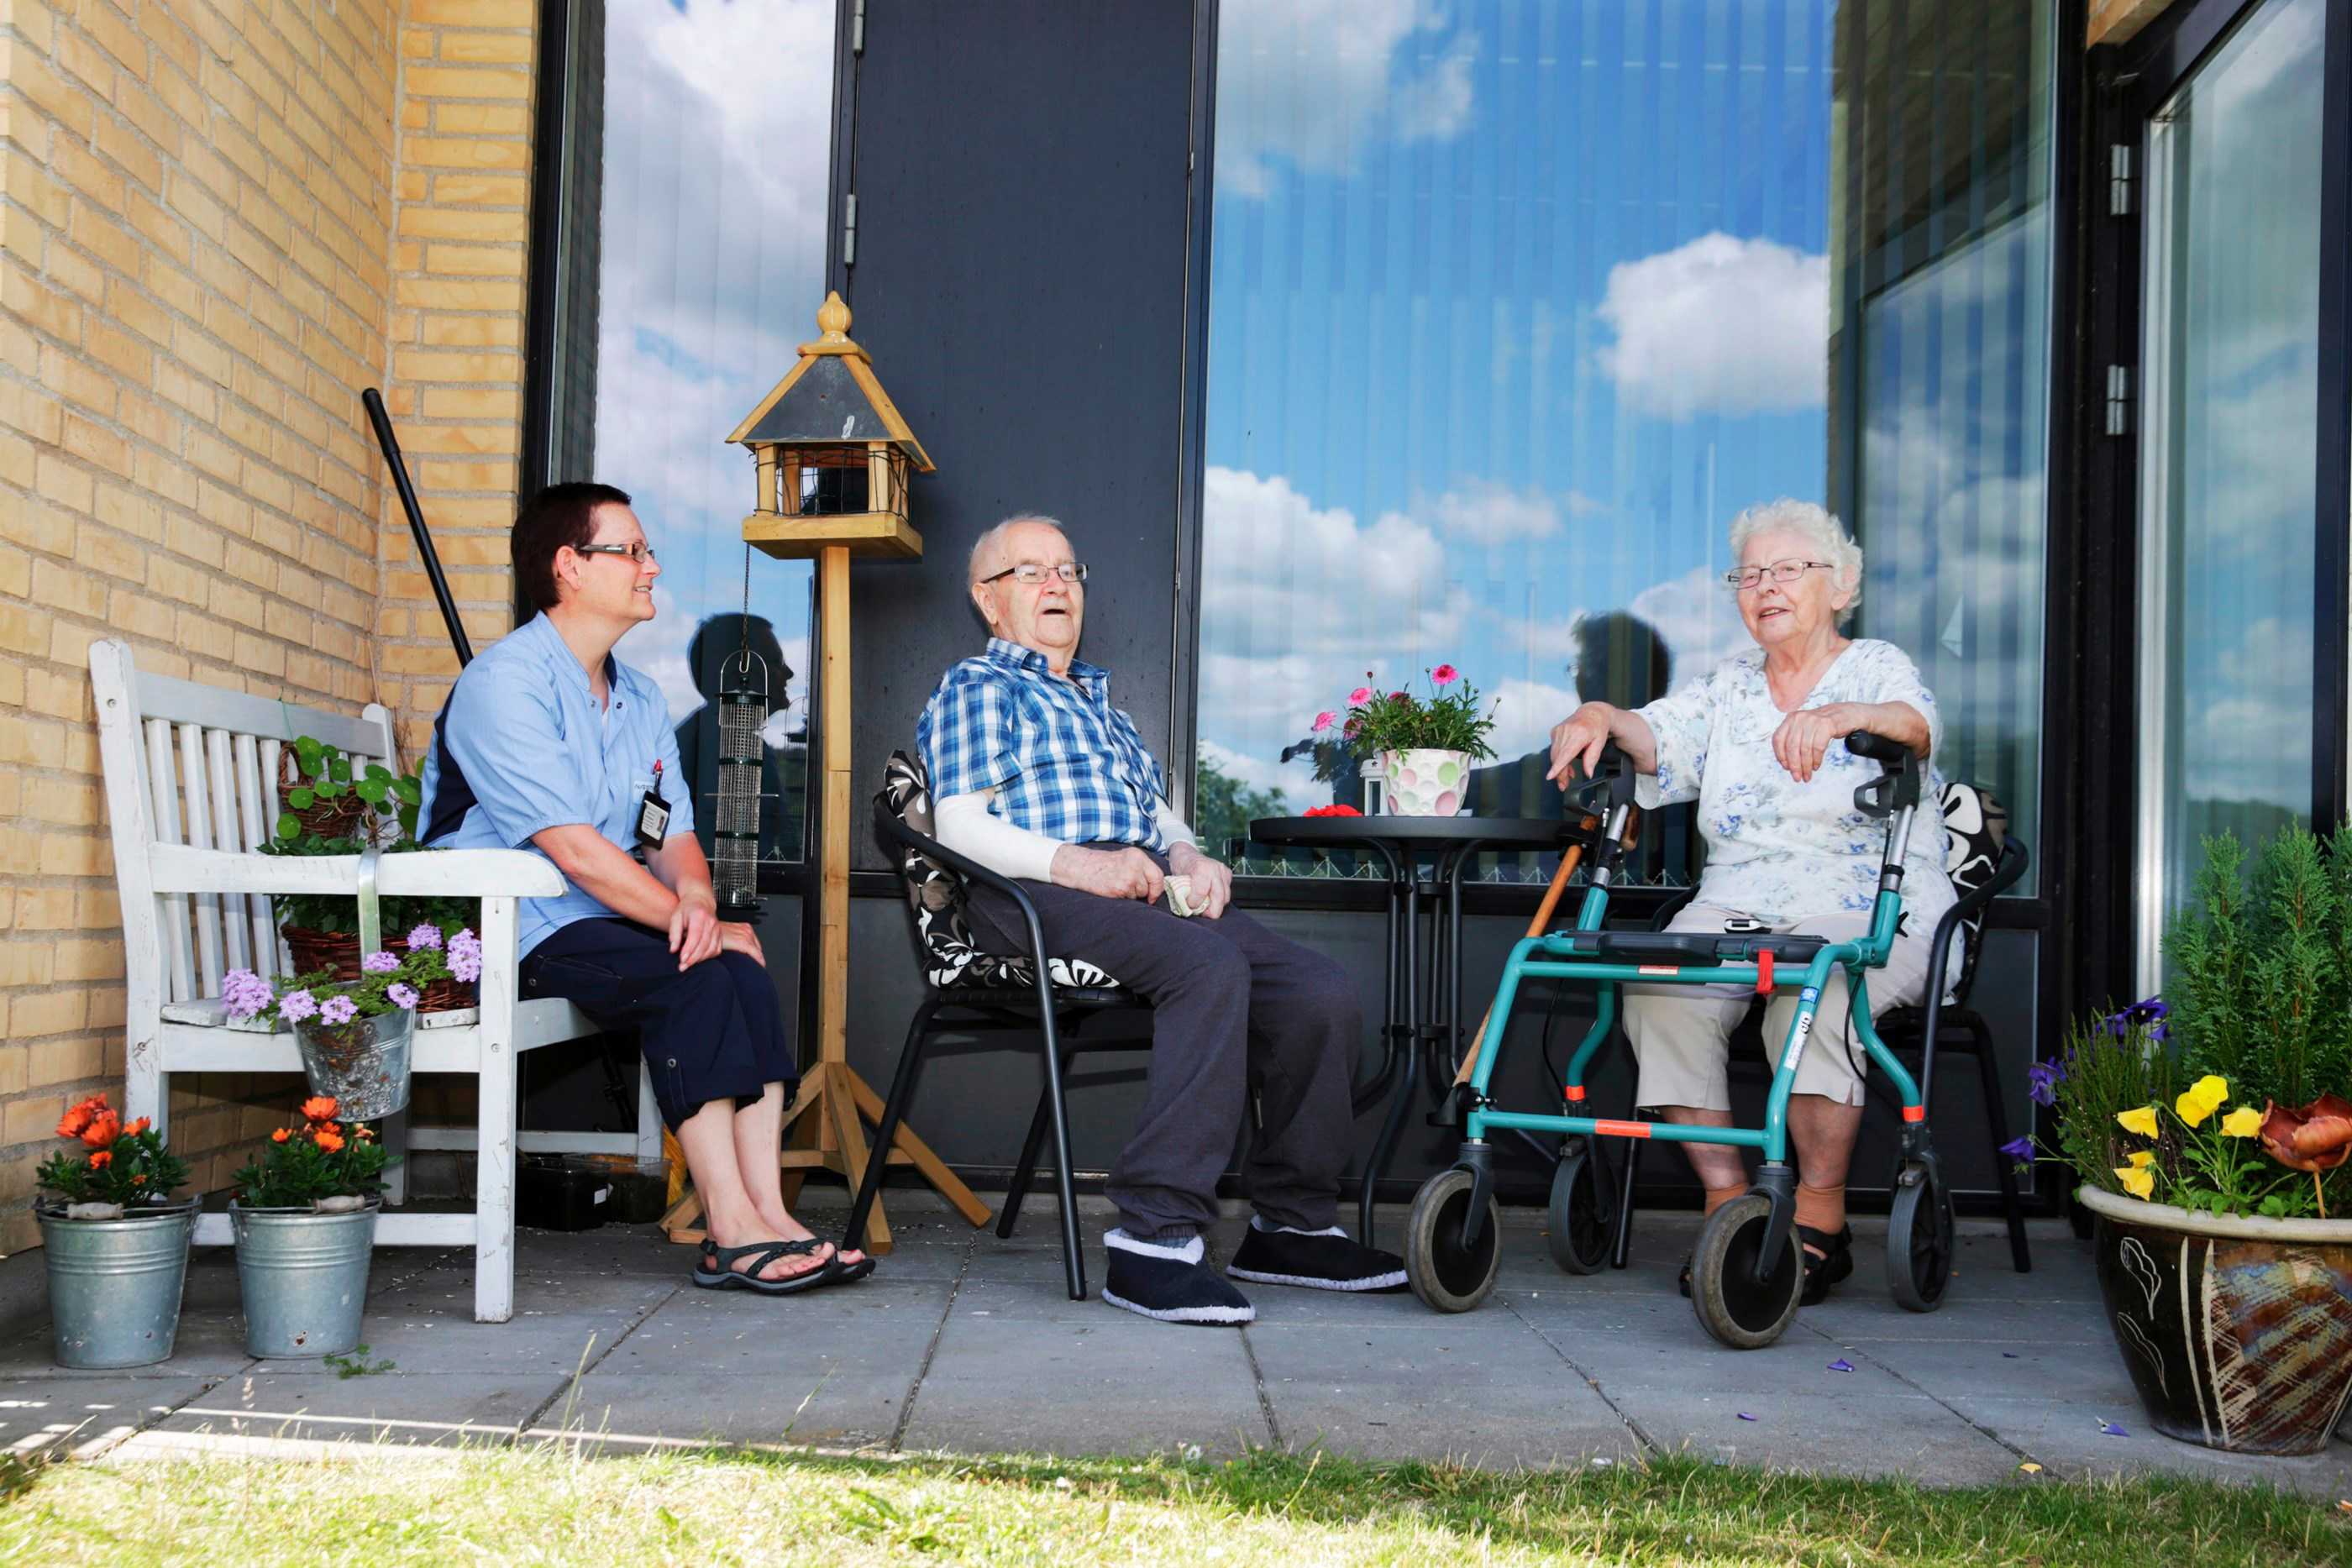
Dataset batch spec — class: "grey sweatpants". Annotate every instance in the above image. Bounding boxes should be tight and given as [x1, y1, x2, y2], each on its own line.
[966, 848, 1361, 1242]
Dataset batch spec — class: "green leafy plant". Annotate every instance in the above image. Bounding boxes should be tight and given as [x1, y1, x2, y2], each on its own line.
[276, 736, 422, 843]
[232, 1096, 392, 1209]
[323, 1344, 396, 1378]
[262, 737, 464, 936]
[38, 1093, 190, 1210]
[1317, 663, 1498, 763]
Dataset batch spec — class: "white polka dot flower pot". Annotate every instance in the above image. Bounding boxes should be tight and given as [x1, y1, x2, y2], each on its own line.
[1379, 749, 1470, 816]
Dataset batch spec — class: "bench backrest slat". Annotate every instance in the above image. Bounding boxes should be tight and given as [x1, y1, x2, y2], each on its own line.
[95, 641, 399, 1004]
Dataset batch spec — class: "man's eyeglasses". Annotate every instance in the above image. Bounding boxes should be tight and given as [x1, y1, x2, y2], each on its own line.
[981, 562, 1088, 586]
[1724, 559, 1831, 591]
[576, 541, 658, 565]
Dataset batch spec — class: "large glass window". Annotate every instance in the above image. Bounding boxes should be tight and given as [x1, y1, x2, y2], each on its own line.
[540, 0, 836, 864]
[1194, 1, 2055, 884]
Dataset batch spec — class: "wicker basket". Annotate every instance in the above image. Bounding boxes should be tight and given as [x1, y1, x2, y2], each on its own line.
[277, 926, 475, 1013]
[276, 748, 370, 841]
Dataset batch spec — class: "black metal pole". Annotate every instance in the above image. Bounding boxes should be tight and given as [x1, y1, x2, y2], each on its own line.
[361, 387, 474, 668]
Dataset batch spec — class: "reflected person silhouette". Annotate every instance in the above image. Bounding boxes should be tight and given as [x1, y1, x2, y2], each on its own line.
[674, 614, 803, 865]
[1467, 611, 1670, 819]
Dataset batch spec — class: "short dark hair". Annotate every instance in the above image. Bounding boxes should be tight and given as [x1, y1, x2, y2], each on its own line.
[513, 481, 633, 611]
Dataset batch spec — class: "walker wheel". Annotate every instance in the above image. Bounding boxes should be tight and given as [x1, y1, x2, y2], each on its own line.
[1887, 1163, 1955, 1312]
[1688, 1193, 1802, 1349]
[1405, 1167, 1502, 1314]
[1546, 1146, 1614, 1275]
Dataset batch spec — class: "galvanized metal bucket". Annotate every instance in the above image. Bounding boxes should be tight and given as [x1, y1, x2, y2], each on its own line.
[293, 1007, 414, 1121]
[230, 1199, 380, 1359]
[38, 1201, 197, 1369]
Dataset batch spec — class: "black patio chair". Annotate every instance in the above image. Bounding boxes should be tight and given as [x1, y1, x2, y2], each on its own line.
[1606, 781, 2035, 1273]
[841, 751, 1152, 1301]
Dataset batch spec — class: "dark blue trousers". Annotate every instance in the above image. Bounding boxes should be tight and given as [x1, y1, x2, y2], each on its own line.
[521, 917, 795, 1130]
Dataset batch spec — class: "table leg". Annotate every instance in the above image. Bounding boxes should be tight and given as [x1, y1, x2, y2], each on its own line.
[1359, 857, 1422, 1244]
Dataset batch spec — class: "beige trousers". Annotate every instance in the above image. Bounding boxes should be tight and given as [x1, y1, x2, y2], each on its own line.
[1620, 901, 1934, 1111]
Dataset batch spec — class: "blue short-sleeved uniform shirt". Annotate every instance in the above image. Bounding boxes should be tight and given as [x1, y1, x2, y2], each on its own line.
[417, 612, 691, 957]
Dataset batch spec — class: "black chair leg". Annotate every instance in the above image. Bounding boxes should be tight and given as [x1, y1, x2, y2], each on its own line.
[1032, 1002, 1089, 1301]
[1970, 1014, 2032, 1273]
[999, 1077, 1056, 1240]
[843, 997, 943, 1257]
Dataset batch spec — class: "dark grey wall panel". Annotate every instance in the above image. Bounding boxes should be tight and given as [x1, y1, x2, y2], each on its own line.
[838, 0, 1198, 870]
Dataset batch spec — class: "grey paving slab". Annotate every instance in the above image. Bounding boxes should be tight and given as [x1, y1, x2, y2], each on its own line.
[0, 1374, 220, 1457]
[1623, 1389, 2021, 1483]
[1824, 1333, 2140, 1407]
[1248, 1320, 1641, 1468]
[146, 1370, 555, 1448]
[1949, 1397, 2352, 1497]
[901, 1309, 1268, 1460]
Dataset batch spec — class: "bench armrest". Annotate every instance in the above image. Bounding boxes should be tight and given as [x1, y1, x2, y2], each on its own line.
[145, 844, 567, 900]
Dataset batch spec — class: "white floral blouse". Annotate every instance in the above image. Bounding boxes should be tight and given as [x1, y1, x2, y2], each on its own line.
[1633, 638, 1956, 938]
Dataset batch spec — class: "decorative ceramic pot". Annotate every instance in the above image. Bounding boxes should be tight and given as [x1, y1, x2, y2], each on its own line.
[294, 1007, 415, 1121]
[37, 1199, 197, 1369]
[1379, 749, 1470, 816]
[2077, 1184, 2352, 1455]
[230, 1198, 380, 1359]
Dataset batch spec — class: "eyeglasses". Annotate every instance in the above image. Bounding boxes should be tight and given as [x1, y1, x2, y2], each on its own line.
[1724, 560, 1832, 591]
[980, 562, 1088, 586]
[575, 541, 658, 565]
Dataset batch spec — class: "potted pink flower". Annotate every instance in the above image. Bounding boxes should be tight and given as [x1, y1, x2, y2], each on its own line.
[1315, 664, 1497, 815]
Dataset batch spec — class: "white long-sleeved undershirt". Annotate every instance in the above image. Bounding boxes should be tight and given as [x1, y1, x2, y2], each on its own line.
[934, 790, 1195, 884]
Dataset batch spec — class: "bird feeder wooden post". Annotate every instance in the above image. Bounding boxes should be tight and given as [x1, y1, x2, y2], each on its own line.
[660, 293, 989, 1255]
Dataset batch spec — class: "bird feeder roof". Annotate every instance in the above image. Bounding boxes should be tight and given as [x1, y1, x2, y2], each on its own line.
[726, 291, 934, 471]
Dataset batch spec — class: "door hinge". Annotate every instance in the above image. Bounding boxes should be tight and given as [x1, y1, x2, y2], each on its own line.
[2108, 144, 2132, 218]
[852, 0, 865, 55]
[2105, 364, 2131, 436]
[843, 192, 858, 268]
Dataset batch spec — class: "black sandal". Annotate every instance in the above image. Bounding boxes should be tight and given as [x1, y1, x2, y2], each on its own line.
[693, 1237, 838, 1295]
[1796, 1224, 1854, 1305]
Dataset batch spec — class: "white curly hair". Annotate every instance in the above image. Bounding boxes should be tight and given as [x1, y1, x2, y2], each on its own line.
[1727, 498, 1863, 623]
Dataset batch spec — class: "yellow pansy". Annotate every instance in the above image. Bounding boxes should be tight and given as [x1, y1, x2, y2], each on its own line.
[2127, 1151, 2155, 1168]
[2219, 1106, 2263, 1138]
[2175, 1075, 2230, 1129]
[2114, 1165, 2155, 1200]
[2116, 1105, 2160, 1138]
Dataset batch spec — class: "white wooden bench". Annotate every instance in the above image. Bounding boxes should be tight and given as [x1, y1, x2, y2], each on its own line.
[91, 638, 659, 1322]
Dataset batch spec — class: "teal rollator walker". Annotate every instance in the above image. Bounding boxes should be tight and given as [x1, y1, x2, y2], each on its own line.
[1403, 728, 1950, 1348]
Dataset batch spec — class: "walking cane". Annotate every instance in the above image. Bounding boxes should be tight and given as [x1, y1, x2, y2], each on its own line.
[1450, 805, 1641, 1086]
[362, 387, 474, 668]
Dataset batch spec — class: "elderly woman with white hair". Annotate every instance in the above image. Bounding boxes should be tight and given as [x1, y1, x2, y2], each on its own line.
[1545, 498, 1953, 1305]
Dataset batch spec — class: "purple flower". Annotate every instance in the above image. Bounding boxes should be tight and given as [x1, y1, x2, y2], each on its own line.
[2026, 1060, 2063, 1107]
[319, 994, 358, 1026]
[222, 968, 275, 1020]
[1998, 1135, 2036, 1163]
[407, 924, 444, 951]
[278, 989, 318, 1025]
[448, 929, 482, 984]
[386, 983, 420, 1010]
[361, 950, 400, 974]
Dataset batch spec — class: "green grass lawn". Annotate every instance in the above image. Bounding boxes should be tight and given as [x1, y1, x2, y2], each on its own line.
[4, 1444, 2345, 1565]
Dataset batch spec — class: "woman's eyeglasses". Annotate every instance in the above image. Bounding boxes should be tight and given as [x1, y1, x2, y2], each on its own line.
[1724, 560, 1831, 591]
[576, 541, 658, 565]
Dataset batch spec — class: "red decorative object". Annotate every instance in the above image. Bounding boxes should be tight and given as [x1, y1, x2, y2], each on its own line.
[1305, 805, 1363, 818]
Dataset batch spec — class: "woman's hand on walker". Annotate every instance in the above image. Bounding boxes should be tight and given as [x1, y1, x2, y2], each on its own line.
[669, 891, 723, 970]
[1546, 702, 1618, 787]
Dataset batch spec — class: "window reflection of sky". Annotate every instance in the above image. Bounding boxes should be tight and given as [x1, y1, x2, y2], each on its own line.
[1199, 1, 1841, 807]
[594, 0, 834, 741]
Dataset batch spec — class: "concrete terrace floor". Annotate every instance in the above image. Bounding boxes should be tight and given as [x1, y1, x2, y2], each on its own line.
[2, 1194, 2347, 1495]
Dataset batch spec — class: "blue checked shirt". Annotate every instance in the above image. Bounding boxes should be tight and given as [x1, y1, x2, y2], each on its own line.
[918, 638, 1167, 851]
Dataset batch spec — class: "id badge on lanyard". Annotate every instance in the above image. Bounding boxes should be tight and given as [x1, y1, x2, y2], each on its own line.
[635, 759, 671, 848]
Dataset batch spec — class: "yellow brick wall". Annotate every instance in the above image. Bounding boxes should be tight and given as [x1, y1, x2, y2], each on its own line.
[0, 0, 539, 1251]
[377, 0, 537, 758]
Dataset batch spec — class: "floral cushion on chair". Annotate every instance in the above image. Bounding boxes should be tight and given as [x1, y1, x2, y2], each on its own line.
[880, 751, 1121, 994]
[1938, 780, 2008, 1003]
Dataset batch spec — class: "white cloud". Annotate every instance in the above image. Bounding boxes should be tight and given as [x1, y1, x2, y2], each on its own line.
[1629, 564, 1753, 689]
[1395, 479, 1602, 545]
[1215, 0, 1476, 198]
[1483, 676, 1580, 762]
[1596, 233, 1829, 419]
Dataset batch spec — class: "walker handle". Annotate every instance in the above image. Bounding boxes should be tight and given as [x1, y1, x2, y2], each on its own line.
[1847, 729, 1921, 818]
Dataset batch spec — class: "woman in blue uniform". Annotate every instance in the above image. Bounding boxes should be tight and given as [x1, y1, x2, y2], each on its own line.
[420, 482, 866, 1294]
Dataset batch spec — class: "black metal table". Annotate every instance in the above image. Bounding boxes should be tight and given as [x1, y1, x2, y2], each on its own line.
[1248, 815, 1574, 1244]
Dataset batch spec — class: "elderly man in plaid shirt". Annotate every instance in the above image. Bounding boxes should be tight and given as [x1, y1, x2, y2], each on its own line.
[918, 515, 1405, 1324]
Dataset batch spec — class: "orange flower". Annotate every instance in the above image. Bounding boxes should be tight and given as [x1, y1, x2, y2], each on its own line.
[2260, 1095, 2352, 1173]
[55, 1093, 107, 1139]
[87, 1150, 111, 1169]
[131, 1174, 148, 1185]
[80, 1111, 120, 1149]
[313, 1127, 345, 1154]
[271, 1127, 291, 1144]
[354, 1125, 375, 1141]
[300, 1096, 338, 1123]
[123, 1117, 150, 1137]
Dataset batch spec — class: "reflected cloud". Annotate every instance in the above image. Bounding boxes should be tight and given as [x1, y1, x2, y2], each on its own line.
[1597, 233, 1829, 419]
